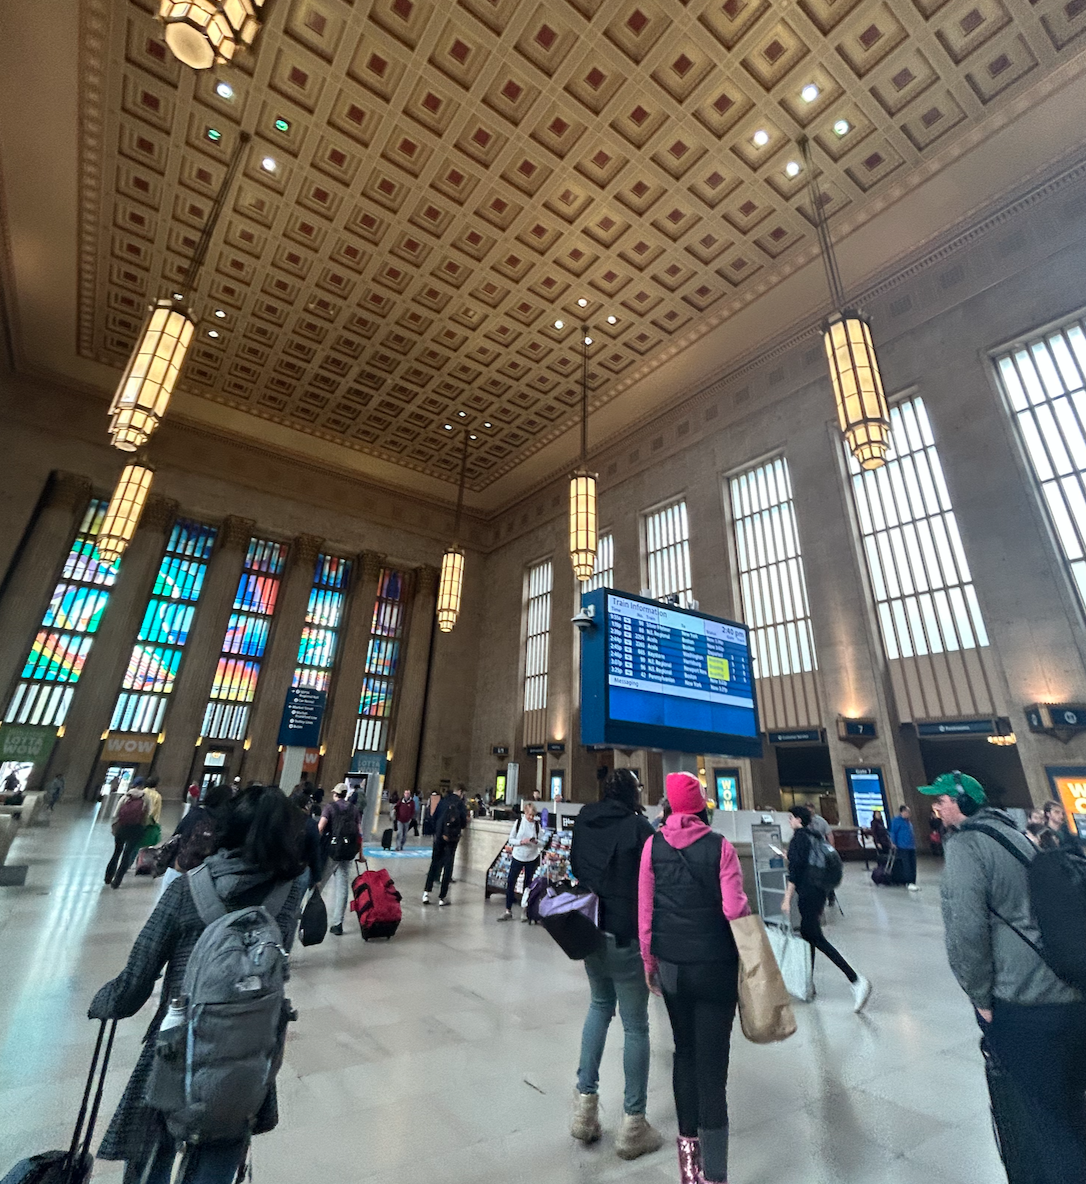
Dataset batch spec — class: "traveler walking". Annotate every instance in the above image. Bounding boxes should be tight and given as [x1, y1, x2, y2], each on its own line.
[1043, 799, 1082, 851]
[105, 785, 149, 889]
[159, 783, 232, 893]
[920, 771, 1086, 1184]
[318, 784, 362, 936]
[809, 811, 833, 842]
[637, 772, 749, 1184]
[497, 800, 542, 921]
[569, 769, 662, 1159]
[393, 792, 415, 850]
[409, 791, 421, 836]
[780, 807, 871, 1010]
[89, 785, 307, 1184]
[422, 785, 468, 905]
[288, 786, 323, 887]
[869, 809, 891, 855]
[2, 768, 19, 797]
[46, 773, 65, 810]
[890, 805, 920, 890]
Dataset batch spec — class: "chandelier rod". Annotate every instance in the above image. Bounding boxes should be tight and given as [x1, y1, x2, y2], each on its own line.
[182, 131, 252, 300]
[453, 427, 469, 542]
[580, 324, 589, 464]
[798, 135, 847, 311]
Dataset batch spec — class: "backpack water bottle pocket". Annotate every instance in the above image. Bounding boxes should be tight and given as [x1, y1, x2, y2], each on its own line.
[144, 1021, 187, 1115]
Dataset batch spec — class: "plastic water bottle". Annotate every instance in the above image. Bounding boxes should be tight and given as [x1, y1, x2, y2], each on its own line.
[159, 995, 187, 1032]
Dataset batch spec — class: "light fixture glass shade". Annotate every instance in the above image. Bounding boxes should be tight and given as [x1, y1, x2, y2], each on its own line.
[569, 470, 598, 582]
[109, 299, 195, 452]
[824, 310, 891, 471]
[97, 465, 154, 564]
[436, 547, 465, 633]
[159, 0, 266, 69]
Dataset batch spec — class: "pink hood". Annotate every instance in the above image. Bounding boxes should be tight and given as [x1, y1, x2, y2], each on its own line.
[659, 811, 711, 849]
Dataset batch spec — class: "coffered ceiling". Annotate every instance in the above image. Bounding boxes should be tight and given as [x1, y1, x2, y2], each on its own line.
[2, 0, 1086, 512]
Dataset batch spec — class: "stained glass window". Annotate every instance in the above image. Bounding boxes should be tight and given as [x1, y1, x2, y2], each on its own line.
[110, 520, 217, 734]
[354, 568, 406, 753]
[5, 500, 118, 727]
[202, 537, 286, 740]
[293, 554, 351, 692]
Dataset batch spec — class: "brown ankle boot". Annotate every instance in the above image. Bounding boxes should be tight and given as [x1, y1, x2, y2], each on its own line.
[677, 1136, 701, 1184]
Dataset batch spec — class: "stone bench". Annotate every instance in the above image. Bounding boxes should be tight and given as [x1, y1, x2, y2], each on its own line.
[0, 813, 27, 886]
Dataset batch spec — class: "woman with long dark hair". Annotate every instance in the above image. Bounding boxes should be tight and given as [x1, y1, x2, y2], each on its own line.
[89, 786, 308, 1184]
[638, 773, 749, 1184]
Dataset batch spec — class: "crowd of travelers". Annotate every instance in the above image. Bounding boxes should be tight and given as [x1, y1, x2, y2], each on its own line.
[18, 761, 1075, 1184]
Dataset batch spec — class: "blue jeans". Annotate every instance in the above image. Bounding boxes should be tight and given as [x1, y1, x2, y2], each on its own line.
[135, 1138, 248, 1184]
[576, 934, 650, 1115]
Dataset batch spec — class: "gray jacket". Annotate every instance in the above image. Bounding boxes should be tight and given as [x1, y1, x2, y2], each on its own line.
[940, 808, 1081, 1009]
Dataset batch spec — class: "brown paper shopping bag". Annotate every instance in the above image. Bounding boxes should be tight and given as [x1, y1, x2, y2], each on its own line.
[730, 913, 797, 1044]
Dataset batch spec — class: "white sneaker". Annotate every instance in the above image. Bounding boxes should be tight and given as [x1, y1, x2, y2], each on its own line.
[907, 883, 920, 892]
[852, 975, 872, 1013]
[438, 898, 449, 907]
[421, 892, 430, 904]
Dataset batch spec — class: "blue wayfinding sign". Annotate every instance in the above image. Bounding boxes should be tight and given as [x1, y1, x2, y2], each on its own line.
[277, 687, 326, 747]
[916, 719, 995, 737]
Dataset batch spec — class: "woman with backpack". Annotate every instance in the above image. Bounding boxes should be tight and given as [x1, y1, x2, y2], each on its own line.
[780, 805, 871, 1011]
[496, 800, 542, 921]
[318, 784, 361, 936]
[104, 785, 149, 889]
[637, 772, 749, 1184]
[89, 785, 308, 1184]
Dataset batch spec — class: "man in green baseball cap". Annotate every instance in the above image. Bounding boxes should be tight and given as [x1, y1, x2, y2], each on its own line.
[920, 770, 1086, 1181]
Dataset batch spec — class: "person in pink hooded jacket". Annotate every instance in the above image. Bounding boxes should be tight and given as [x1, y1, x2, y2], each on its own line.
[639, 772, 749, 1184]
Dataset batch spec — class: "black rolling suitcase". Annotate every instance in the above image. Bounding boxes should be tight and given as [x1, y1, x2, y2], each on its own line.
[981, 1031, 1040, 1183]
[381, 827, 393, 850]
[2, 1019, 117, 1184]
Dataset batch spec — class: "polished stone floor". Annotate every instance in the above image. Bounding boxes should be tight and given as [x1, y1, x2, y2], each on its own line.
[0, 803, 1004, 1184]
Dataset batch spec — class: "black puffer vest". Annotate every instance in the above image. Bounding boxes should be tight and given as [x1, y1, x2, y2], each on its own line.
[650, 831, 736, 964]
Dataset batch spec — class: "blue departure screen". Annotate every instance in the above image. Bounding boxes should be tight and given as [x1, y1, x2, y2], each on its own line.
[606, 594, 758, 739]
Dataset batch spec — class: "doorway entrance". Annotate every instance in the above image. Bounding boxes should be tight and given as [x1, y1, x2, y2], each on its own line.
[917, 737, 1031, 810]
[200, 748, 232, 792]
[775, 743, 838, 823]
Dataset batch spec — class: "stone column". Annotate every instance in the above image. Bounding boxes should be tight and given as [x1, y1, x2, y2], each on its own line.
[384, 566, 438, 801]
[0, 472, 92, 707]
[320, 551, 385, 785]
[153, 517, 255, 795]
[57, 495, 178, 798]
[243, 534, 324, 785]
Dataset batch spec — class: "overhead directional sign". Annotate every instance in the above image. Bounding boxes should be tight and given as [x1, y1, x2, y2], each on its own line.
[278, 687, 326, 747]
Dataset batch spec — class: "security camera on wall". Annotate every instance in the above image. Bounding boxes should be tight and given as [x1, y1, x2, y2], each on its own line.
[571, 604, 597, 632]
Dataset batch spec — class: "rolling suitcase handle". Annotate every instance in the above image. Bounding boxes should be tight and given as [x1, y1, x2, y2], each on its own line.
[64, 1019, 118, 1182]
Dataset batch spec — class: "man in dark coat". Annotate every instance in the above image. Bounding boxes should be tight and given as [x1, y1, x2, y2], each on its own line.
[568, 769, 662, 1160]
[422, 785, 468, 906]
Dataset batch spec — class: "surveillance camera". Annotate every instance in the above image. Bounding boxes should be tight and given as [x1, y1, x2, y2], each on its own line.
[571, 605, 597, 632]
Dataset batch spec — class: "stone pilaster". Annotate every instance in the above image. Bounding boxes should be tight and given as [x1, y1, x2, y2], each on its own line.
[152, 517, 255, 795]
[384, 566, 438, 801]
[0, 472, 92, 708]
[58, 495, 178, 798]
[320, 551, 385, 785]
[243, 534, 324, 785]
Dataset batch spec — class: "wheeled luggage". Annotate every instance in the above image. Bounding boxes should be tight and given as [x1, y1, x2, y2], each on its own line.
[982, 1031, 1039, 1183]
[350, 859, 402, 940]
[380, 828, 393, 850]
[1, 1019, 117, 1184]
[871, 849, 895, 886]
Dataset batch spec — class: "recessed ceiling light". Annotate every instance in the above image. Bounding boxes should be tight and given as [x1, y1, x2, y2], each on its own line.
[469, 433, 477, 440]
[457, 411, 466, 417]
[833, 118, 851, 137]
[606, 315, 617, 324]
[801, 83, 820, 103]
[785, 161, 801, 178]
[274, 117, 290, 133]
[215, 81, 234, 100]
[752, 129, 770, 147]
[577, 298, 588, 307]
[483, 421, 492, 428]
[444, 424, 452, 430]
[554, 319, 564, 329]
[207, 329, 219, 338]
[172, 292, 184, 301]
[213, 309, 226, 318]
[206, 127, 222, 142]
[261, 156, 277, 172]
[584, 335, 593, 345]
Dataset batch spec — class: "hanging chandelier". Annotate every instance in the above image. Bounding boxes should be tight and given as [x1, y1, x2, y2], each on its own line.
[106, 134, 250, 454]
[436, 429, 472, 633]
[97, 464, 154, 565]
[799, 137, 890, 471]
[563, 317, 599, 582]
[109, 299, 195, 452]
[159, 0, 267, 70]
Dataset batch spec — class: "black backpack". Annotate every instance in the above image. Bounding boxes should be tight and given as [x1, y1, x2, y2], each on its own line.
[440, 799, 465, 845]
[965, 821, 1086, 992]
[328, 805, 360, 862]
[805, 833, 844, 892]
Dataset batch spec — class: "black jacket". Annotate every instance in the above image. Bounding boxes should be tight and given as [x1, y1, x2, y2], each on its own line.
[571, 798, 653, 941]
[787, 826, 817, 889]
[434, 794, 468, 846]
[650, 831, 735, 964]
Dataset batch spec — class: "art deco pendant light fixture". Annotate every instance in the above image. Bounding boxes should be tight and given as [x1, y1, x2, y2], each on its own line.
[567, 319, 598, 582]
[798, 137, 891, 471]
[159, 0, 267, 70]
[436, 430, 472, 633]
[99, 135, 250, 565]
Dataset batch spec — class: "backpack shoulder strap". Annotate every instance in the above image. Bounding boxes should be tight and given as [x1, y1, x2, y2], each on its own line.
[187, 864, 228, 925]
[261, 878, 294, 924]
[960, 821, 1034, 867]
